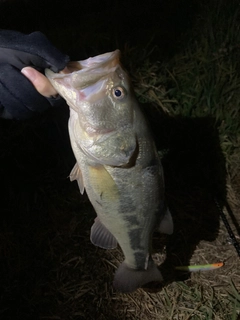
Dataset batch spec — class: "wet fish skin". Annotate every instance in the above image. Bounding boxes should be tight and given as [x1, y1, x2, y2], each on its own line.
[45, 50, 173, 293]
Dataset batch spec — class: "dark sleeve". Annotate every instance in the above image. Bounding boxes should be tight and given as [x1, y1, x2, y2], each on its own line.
[0, 30, 70, 120]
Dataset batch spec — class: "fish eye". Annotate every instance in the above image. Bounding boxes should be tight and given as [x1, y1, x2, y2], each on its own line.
[112, 86, 125, 99]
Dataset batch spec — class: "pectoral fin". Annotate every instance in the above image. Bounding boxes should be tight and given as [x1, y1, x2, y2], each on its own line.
[158, 207, 173, 235]
[69, 162, 84, 194]
[90, 217, 118, 249]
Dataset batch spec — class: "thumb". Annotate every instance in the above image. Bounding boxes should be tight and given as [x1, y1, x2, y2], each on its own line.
[21, 67, 58, 97]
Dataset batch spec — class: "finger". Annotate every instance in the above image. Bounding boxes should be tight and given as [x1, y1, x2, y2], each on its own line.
[0, 64, 51, 119]
[21, 67, 58, 97]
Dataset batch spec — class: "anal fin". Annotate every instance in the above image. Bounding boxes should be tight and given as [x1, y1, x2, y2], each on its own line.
[90, 217, 118, 249]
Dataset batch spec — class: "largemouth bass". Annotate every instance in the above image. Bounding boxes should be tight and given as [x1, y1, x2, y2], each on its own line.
[45, 50, 173, 293]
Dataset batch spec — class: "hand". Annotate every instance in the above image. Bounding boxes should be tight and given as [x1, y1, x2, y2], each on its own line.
[21, 67, 60, 98]
[21, 62, 80, 97]
[0, 30, 70, 120]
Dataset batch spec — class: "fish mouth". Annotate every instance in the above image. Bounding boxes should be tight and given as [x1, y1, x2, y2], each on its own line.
[45, 50, 121, 88]
[76, 50, 121, 70]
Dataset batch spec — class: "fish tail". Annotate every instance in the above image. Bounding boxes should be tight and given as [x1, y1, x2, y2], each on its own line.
[113, 261, 163, 293]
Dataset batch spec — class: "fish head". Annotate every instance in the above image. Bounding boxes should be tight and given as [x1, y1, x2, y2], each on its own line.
[46, 50, 135, 133]
[46, 50, 138, 166]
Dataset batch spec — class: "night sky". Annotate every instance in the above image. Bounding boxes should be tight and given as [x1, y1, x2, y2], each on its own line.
[0, 0, 200, 59]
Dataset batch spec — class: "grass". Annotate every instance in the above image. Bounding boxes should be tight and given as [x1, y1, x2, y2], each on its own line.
[131, 0, 240, 173]
[0, 0, 240, 319]
[130, 0, 240, 209]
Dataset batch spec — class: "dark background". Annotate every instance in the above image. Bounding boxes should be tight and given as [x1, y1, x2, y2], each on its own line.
[0, 0, 199, 58]
[0, 0, 229, 319]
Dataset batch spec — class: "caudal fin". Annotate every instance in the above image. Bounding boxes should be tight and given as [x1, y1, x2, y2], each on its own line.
[113, 261, 163, 293]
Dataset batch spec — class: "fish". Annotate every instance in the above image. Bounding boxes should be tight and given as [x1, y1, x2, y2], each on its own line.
[45, 50, 173, 293]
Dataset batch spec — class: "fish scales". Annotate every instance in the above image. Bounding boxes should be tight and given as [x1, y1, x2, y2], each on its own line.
[45, 50, 173, 293]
